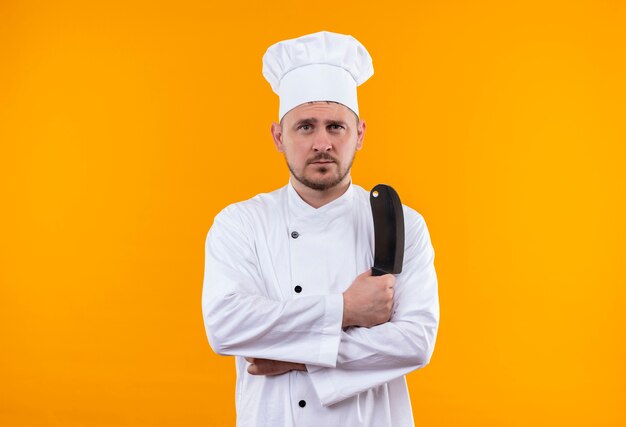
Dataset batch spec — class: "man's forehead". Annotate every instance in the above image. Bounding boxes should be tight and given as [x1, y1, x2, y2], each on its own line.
[283, 101, 357, 124]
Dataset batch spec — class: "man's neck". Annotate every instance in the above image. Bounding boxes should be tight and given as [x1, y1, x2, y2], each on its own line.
[290, 176, 351, 209]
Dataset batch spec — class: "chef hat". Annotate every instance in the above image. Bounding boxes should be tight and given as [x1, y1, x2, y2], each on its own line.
[262, 31, 374, 121]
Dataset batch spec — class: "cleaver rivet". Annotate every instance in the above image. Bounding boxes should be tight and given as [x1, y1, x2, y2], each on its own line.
[372, 190, 379, 198]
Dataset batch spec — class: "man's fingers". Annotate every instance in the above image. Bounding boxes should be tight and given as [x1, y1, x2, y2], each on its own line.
[246, 357, 258, 375]
[246, 359, 305, 376]
[247, 359, 278, 376]
[382, 274, 396, 288]
[357, 269, 372, 278]
[246, 357, 267, 377]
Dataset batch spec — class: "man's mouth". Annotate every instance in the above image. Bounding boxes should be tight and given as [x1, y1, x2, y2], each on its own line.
[308, 155, 336, 165]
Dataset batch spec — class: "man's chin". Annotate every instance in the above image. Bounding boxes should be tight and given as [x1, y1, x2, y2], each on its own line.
[287, 160, 350, 191]
[299, 174, 344, 191]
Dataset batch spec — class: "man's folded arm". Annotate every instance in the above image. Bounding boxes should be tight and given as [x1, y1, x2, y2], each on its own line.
[202, 207, 344, 368]
[306, 211, 439, 406]
[203, 206, 439, 406]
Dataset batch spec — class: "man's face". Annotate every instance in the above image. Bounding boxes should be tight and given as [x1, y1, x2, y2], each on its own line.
[271, 102, 366, 191]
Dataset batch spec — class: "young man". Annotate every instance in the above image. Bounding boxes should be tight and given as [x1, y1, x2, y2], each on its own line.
[202, 31, 439, 426]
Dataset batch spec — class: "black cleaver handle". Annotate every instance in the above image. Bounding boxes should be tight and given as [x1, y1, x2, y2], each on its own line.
[370, 184, 405, 277]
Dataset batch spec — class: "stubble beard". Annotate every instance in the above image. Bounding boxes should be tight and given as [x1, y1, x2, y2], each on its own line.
[286, 153, 356, 191]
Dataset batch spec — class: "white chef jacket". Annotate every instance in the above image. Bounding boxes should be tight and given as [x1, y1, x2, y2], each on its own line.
[202, 182, 439, 427]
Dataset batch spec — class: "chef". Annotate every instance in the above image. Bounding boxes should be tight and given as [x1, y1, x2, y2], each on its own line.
[202, 31, 439, 426]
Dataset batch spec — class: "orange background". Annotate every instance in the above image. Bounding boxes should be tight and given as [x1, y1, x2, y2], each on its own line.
[1, 0, 625, 425]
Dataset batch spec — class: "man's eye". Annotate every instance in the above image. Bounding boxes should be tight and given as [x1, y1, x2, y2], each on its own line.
[329, 124, 344, 130]
[299, 125, 311, 131]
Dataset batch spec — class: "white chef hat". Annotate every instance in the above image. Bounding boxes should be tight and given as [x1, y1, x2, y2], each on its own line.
[262, 31, 374, 121]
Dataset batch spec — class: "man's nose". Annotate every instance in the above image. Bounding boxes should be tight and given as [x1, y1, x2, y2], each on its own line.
[312, 130, 332, 152]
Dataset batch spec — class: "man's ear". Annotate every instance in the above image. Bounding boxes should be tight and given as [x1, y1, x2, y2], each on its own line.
[271, 122, 284, 152]
[356, 119, 366, 151]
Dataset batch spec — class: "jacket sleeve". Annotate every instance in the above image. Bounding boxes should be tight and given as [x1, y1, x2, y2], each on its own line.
[201, 205, 344, 368]
[306, 209, 440, 406]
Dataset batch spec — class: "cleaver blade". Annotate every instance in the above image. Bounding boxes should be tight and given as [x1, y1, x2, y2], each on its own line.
[370, 184, 405, 276]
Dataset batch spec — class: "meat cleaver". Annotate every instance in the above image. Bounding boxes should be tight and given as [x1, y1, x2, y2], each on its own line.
[370, 184, 405, 276]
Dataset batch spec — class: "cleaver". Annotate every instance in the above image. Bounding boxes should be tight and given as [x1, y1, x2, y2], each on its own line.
[370, 184, 405, 276]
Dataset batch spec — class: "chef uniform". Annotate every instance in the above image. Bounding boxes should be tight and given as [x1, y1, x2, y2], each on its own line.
[202, 31, 439, 427]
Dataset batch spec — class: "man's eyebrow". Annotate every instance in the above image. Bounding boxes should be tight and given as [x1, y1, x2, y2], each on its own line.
[325, 119, 348, 127]
[294, 118, 318, 127]
[292, 118, 349, 128]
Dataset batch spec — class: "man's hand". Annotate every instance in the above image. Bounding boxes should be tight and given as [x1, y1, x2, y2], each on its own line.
[342, 269, 395, 328]
[245, 358, 307, 376]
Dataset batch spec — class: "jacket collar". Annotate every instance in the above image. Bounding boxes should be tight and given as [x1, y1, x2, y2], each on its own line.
[287, 179, 354, 221]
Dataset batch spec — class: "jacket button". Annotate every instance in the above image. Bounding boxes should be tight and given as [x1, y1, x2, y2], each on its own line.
[294, 285, 302, 293]
[298, 400, 306, 408]
[291, 231, 299, 239]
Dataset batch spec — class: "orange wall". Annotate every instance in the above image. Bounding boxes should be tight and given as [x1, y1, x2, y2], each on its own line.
[1, 0, 625, 425]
